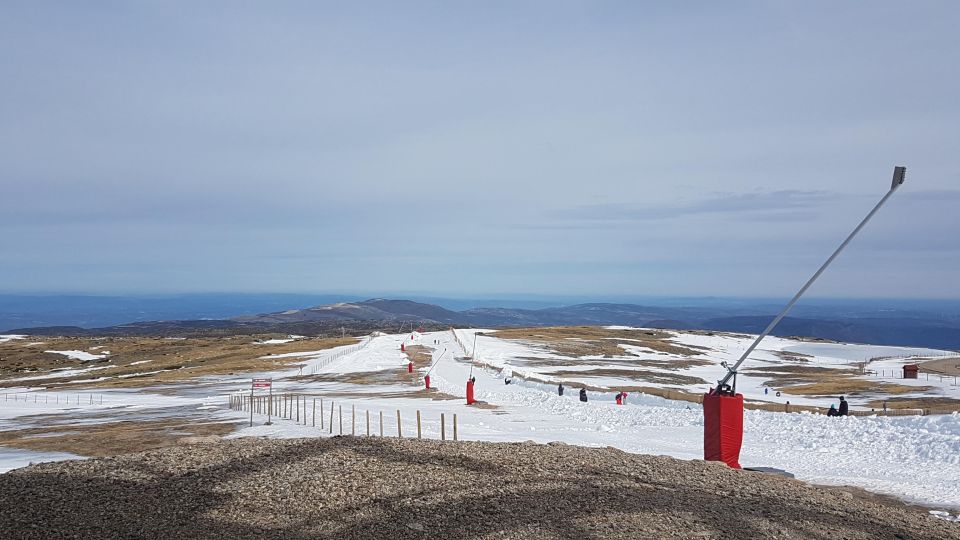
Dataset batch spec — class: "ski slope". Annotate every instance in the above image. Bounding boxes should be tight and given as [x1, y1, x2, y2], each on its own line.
[2, 328, 959, 515]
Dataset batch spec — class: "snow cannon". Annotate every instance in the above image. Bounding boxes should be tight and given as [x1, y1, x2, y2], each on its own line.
[466, 378, 476, 405]
[407, 361, 414, 373]
[701, 166, 906, 470]
[703, 387, 744, 469]
[424, 374, 431, 389]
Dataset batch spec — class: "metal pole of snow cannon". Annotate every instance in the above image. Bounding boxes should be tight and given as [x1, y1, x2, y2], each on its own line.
[704, 166, 907, 469]
[424, 349, 447, 389]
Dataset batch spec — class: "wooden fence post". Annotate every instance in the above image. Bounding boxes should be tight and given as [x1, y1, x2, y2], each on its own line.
[441, 413, 446, 441]
[380, 411, 384, 437]
[352, 405, 356, 436]
[453, 414, 458, 441]
[416, 410, 422, 439]
[296, 395, 300, 423]
[320, 398, 324, 429]
[312, 399, 316, 427]
[397, 410, 402, 438]
[339, 405, 343, 435]
[366, 410, 370, 436]
[329, 402, 334, 434]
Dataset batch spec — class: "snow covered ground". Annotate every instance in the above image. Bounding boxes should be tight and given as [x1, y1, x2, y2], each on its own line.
[44, 350, 110, 361]
[461, 327, 959, 410]
[2, 328, 959, 515]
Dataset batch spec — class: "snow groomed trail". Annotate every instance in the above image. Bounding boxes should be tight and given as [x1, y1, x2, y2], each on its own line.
[220, 329, 960, 512]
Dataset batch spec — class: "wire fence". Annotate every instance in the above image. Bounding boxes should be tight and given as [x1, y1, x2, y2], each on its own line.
[306, 333, 377, 375]
[1, 392, 104, 406]
[864, 370, 959, 386]
[228, 391, 459, 441]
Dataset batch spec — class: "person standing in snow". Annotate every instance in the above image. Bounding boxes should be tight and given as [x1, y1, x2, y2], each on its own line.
[838, 396, 849, 416]
[579, 388, 588, 403]
[558, 383, 564, 396]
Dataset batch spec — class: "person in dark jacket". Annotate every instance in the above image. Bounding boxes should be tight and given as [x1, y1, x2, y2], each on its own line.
[579, 388, 588, 403]
[558, 383, 564, 396]
[827, 404, 838, 417]
[838, 396, 849, 416]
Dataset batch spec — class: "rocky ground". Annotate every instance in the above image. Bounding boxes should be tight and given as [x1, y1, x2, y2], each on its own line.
[0, 436, 956, 540]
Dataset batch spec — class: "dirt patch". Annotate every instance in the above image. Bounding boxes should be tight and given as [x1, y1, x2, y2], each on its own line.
[514, 355, 712, 371]
[0, 418, 238, 457]
[547, 368, 708, 386]
[490, 326, 706, 358]
[1, 437, 955, 539]
[403, 345, 433, 367]
[781, 379, 929, 397]
[631, 358, 714, 370]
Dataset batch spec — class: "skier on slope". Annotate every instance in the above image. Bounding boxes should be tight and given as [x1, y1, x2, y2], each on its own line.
[558, 383, 564, 396]
[579, 388, 588, 403]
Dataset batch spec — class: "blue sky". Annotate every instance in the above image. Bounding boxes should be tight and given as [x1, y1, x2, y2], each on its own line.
[1, 2, 958, 298]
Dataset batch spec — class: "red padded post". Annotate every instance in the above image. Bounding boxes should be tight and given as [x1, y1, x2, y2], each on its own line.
[703, 389, 744, 469]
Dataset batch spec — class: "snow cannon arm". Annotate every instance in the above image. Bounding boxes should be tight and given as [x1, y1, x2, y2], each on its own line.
[715, 165, 906, 392]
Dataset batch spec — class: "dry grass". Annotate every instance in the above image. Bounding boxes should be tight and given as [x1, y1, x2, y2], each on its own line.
[403, 345, 433, 368]
[547, 368, 707, 386]
[0, 335, 359, 389]
[780, 379, 929, 397]
[491, 326, 706, 358]
[770, 350, 814, 363]
[0, 418, 238, 457]
[866, 396, 960, 413]
[919, 357, 960, 376]
[743, 364, 940, 399]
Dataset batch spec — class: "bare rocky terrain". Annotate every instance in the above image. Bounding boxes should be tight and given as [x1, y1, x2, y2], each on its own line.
[0, 436, 956, 539]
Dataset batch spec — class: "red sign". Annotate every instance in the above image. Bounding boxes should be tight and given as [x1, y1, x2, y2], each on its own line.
[252, 378, 272, 389]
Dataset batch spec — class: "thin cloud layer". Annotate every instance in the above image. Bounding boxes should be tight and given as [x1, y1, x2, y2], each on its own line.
[1, 2, 957, 297]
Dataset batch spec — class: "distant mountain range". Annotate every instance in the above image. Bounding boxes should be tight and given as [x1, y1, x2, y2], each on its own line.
[7, 297, 960, 349]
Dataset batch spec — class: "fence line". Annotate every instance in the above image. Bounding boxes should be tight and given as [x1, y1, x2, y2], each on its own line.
[227, 391, 459, 442]
[307, 333, 377, 375]
[1, 392, 104, 407]
[865, 369, 959, 386]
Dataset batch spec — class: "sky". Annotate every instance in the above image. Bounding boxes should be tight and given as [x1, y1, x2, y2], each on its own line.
[1, 1, 958, 299]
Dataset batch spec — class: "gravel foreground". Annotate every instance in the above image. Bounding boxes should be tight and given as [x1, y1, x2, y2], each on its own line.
[0, 437, 957, 540]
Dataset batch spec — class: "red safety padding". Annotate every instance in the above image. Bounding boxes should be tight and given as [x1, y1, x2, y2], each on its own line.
[466, 380, 476, 405]
[703, 389, 744, 469]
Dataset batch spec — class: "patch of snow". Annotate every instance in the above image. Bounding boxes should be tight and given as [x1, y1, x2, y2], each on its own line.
[44, 350, 110, 362]
[0, 447, 82, 473]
